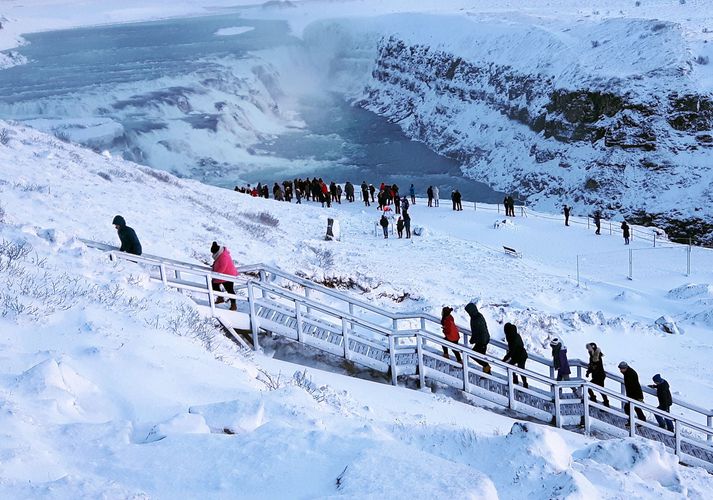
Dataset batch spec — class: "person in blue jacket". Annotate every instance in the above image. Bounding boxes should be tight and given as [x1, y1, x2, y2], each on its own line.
[112, 215, 142, 255]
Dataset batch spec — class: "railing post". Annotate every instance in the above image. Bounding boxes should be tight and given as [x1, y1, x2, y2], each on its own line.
[159, 264, 168, 286]
[342, 316, 350, 360]
[207, 275, 216, 317]
[687, 244, 692, 277]
[247, 282, 260, 350]
[417, 335, 426, 389]
[462, 353, 470, 392]
[295, 301, 304, 343]
[388, 335, 397, 386]
[259, 270, 267, 298]
[675, 422, 682, 458]
[653, 232, 656, 248]
[507, 367, 515, 409]
[620, 382, 627, 411]
[629, 402, 636, 437]
[609, 221, 612, 235]
[549, 365, 555, 379]
[554, 384, 562, 428]
[305, 287, 311, 315]
[628, 249, 633, 280]
[583, 385, 591, 434]
[708, 415, 712, 442]
[576, 255, 580, 287]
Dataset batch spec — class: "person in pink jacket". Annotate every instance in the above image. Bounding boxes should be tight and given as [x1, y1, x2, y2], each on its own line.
[210, 241, 239, 311]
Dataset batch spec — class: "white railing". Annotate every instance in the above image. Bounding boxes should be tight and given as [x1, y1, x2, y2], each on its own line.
[81, 239, 713, 468]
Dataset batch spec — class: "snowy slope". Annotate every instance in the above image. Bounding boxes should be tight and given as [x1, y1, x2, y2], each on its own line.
[2, 120, 713, 497]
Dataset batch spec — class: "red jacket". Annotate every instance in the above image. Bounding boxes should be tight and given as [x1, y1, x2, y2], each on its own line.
[212, 247, 238, 283]
[442, 315, 460, 342]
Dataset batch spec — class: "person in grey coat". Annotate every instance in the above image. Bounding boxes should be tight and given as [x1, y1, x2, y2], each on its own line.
[465, 302, 491, 374]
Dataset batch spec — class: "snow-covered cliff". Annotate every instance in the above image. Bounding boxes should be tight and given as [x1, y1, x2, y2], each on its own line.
[304, 12, 713, 242]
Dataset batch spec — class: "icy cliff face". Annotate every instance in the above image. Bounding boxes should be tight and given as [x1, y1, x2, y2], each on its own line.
[306, 13, 713, 242]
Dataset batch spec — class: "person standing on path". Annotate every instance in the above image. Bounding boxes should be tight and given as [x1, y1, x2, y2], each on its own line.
[563, 205, 571, 226]
[433, 186, 440, 207]
[618, 361, 646, 422]
[396, 216, 404, 239]
[621, 221, 630, 245]
[112, 215, 142, 256]
[427, 186, 434, 207]
[379, 213, 389, 238]
[465, 302, 491, 374]
[361, 181, 370, 206]
[403, 210, 411, 239]
[409, 184, 416, 204]
[594, 211, 602, 235]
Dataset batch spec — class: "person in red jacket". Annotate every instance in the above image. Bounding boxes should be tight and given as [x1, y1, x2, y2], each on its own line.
[210, 241, 239, 311]
[441, 306, 462, 364]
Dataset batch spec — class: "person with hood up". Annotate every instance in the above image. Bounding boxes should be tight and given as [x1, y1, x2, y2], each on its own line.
[585, 342, 609, 407]
[502, 322, 528, 388]
[549, 338, 571, 381]
[210, 241, 239, 311]
[621, 221, 630, 245]
[396, 216, 404, 238]
[465, 302, 491, 374]
[618, 361, 646, 422]
[112, 215, 142, 256]
[648, 374, 674, 432]
[441, 307, 462, 364]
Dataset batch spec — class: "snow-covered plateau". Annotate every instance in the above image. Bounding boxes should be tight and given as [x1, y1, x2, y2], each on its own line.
[2, 1, 713, 498]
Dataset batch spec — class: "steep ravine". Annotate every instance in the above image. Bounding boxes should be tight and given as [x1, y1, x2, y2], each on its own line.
[312, 16, 713, 243]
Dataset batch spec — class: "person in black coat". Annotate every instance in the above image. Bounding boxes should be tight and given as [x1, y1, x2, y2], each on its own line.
[403, 210, 411, 239]
[585, 342, 609, 407]
[621, 221, 630, 245]
[648, 374, 674, 431]
[361, 181, 370, 206]
[502, 322, 528, 388]
[618, 361, 646, 421]
[563, 205, 571, 226]
[379, 214, 389, 238]
[427, 186, 434, 207]
[112, 215, 142, 255]
[465, 302, 491, 374]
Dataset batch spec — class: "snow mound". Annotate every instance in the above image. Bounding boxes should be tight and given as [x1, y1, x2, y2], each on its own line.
[667, 283, 713, 300]
[189, 398, 266, 434]
[145, 413, 211, 443]
[214, 26, 254, 37]
[573, 438, 683, 492]
[504, 422, 571, 472]
[335, 445, 498, 499]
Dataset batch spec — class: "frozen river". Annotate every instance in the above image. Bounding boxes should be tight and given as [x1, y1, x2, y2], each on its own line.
[0, 12, 504, 202]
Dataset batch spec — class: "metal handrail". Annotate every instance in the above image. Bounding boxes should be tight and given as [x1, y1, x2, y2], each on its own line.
[83, 240, 713, 440]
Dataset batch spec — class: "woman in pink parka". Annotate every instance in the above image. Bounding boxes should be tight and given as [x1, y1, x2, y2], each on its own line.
[210, 241, 239, 311]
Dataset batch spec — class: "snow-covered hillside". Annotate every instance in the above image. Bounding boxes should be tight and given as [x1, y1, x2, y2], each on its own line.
[2, 119, 713, 497]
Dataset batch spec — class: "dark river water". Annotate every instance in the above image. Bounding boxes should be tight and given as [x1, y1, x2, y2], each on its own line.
[0, 12, 504, 202]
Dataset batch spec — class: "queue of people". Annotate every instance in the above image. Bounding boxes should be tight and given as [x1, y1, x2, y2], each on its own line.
[438, 301, 676, 431]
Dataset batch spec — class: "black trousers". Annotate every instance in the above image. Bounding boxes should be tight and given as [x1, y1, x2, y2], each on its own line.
[212, 280, 236, 307]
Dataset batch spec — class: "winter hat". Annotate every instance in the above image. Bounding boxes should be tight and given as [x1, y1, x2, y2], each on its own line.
[112, 215, 126, 226]
[618, 361, 628, 369]
[653, 374, 663, 384]
[210, 241, 220, 254]
[504, 323, 517, 336]
[549, 338, 561, 347]
[442, 306, 453, 317]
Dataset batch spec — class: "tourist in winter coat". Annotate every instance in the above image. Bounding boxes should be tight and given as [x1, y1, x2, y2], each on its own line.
[403, 211, 411, 239]
[401, 196, 409, 213]
[648, 374, 674, 432]
[369, 184, 376, 202]
[441, 307, 462, 364]
[563, 205, 571, 226]
[593, 211, 601, 235]
[454, 190, 463, 211]
[361, 181, 370, 206]
[396, 217, 404, 238]
[427, 186, 434, 207]
[210, 241, 239, 311]
[585, 342, 609, 406]
[618, 361, 646, 421]
[409, 184, 416, 204]
[621, 221, 630, 245]
[465, 302, 491, 374]
[452, 191, 458, 211]
[502, 322, 528, 388]
[507, 195, 515, 216]
[432, 186, 439, 207]
[112, 215, 142, 256]
[549, 338, 571, 381]
[379, 214, 389, 238]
